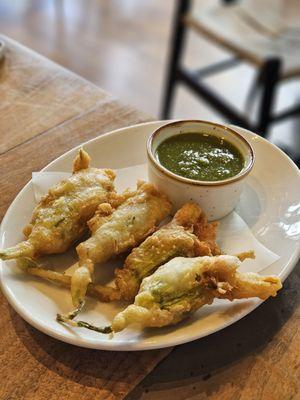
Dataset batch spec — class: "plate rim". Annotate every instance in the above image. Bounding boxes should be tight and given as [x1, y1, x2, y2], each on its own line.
[1, 120, 299, 351]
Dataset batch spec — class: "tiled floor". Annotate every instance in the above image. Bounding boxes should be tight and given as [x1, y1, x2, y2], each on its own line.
[0, 0, 299, 159]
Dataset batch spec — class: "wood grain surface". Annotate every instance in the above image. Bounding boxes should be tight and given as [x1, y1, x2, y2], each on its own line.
[0, 35, 299, 400]
[0, 35, 170, 400]
[0, 37, 113, 154]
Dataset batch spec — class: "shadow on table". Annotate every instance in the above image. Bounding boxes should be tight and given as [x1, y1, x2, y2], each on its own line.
[8, 269, 299, 396]
[8, 308, 167, 393]
[127, 269, 299, 399]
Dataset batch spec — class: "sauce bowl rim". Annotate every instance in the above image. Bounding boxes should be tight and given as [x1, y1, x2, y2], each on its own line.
[147, 120, 255, 187]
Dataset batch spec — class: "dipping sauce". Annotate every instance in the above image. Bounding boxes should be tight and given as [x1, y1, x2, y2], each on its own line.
[156, 133, 244, 181]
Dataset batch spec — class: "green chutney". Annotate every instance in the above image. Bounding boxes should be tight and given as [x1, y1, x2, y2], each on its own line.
[156, 133, 244, 181]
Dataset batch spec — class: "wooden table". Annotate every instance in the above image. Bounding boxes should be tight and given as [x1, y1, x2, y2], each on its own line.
[0, 36, 299, 400]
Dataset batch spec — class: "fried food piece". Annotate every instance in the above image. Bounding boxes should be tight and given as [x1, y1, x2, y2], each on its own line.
[236, 250, 255, 262]
[66, 181, 172, 309]
[115, 202, 220, 301]
[193, 213, 221, 256]
[110, 255, 282, 332]
[0, 149, 116, 260]
[77, 181, 172, 263]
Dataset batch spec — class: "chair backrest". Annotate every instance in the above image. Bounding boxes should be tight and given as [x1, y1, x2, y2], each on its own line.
[237, 0, 300, 31]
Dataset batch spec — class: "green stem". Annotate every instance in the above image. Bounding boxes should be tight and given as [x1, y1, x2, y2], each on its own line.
[76, 321, 112, 334]
[0, 241, 34, 260]
[56, 300, 85, 323]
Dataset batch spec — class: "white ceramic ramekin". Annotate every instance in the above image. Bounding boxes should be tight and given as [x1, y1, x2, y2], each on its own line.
[147, 120, 254, 220]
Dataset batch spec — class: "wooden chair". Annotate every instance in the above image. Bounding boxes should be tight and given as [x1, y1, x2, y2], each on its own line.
[161, 0, 300, 139]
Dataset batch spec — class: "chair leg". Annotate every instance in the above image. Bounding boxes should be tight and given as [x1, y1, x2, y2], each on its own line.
[161, 0, 191, 119]
[256, 58, 281, 137]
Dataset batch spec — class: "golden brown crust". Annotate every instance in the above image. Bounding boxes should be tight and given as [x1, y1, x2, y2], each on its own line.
[111, 255, 282, 332]
[72, 148, 91, 173]
[87, 202, 114, 234]
[76, 181, 172, 265]
[173, 202, 202, 229]
[115, 202, 218, 301]
[22, 224, 33, 238]
[0, 149, 116, 261]
[67, 180, 171, 309]
[193, 214, 221, 255]
[236, 250, 255, 261]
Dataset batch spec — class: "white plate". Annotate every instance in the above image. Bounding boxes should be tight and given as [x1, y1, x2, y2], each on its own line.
[1, 121, 299, 351]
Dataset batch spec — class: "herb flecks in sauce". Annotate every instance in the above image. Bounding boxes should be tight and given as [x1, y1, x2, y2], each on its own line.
[156, 133, 244, 181]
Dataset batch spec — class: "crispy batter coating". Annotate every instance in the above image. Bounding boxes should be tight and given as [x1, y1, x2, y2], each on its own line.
[111, 255, 282, 332]
[0, 149, 116, 260]
[76, 181, 172, 264]
[115, 203, 220, 301]
[193, 214, 221, 256]
[72, 148, 91, 172]
[68, 181, 172, 306]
